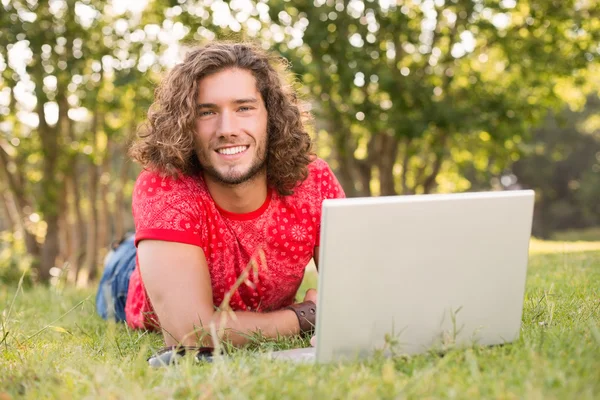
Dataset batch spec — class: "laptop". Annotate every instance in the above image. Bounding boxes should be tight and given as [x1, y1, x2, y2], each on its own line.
[271, 190, 535, 363]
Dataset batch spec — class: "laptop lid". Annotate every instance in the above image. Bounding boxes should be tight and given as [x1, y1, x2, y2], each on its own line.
[315, 190, 535, 363]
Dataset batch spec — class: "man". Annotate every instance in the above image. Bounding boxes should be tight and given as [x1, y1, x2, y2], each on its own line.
[96, 42, 345, 348]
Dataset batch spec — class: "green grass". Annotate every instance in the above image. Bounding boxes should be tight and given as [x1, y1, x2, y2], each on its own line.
[1, 241, 600, 399]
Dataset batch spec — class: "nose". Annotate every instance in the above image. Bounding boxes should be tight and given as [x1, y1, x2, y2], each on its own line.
[216, 110, 238, 138]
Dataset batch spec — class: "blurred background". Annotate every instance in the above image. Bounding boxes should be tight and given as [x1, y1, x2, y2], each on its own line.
[0, 0, 599, 286]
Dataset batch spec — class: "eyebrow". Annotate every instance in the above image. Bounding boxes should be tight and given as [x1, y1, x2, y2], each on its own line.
[197, 97, 259, 109]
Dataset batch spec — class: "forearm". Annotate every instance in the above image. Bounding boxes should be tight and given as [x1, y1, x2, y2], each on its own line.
[164, 309, 300, 347]
[212, 309, 300, 346]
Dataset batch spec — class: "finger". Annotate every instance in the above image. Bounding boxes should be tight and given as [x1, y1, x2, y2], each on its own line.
[310, 335, 317, 347]
[303, 288, 317, 304]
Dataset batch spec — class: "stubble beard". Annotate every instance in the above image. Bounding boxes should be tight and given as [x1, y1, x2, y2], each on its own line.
[198, 139, 268, 186]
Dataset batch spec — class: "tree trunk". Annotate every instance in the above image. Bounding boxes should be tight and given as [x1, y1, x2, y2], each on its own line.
[334, 154, 358, 197]
[34, 53, 64, 282]
[356, 159, 372, 197]
[330, 130, 358, 197]
[80, 110, 102, 286]
[81, 160, 99, 284]
[400, 138, 412, 195]
[37, 128, 63, 281]
[66, 173, 85, 284]
[57, 183, 70, 270]
[330, 122, 373, 198]
[421, 130, 449, 194]
[374, 134, 399, 196]
[64, 112, 86, 283]
[38, 163, 61, 281]
[40, 213, 60, 281]
[0, 189, 17, 233]
[0, 145, 41, 259]
[114, 149, 131, 241]
[97, 138, 111, 257]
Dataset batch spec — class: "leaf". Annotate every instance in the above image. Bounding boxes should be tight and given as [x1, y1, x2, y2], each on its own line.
[49, 325, 72, 335]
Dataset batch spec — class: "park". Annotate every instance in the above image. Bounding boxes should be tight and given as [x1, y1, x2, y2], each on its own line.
[1, 0, 599, 398]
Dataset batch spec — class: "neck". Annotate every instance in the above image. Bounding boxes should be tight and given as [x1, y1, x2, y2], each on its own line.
[204, 169, 269, 214]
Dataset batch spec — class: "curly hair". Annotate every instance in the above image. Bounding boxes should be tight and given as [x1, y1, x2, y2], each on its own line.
[129, 42, 315, 196]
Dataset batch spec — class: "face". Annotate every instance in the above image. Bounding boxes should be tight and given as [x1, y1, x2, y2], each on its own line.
[194, 68, 269, 186]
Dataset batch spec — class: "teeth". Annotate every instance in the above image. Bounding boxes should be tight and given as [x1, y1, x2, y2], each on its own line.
[217, 146, 248, 155]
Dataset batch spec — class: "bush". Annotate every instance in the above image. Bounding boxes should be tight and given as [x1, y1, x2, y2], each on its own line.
[0, 231, 34, 287]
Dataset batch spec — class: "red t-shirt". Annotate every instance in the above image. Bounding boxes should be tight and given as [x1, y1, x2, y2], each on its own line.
[125, 158, 345, 330]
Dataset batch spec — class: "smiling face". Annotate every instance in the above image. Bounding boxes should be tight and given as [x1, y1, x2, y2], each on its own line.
[194, 68, 269, 186]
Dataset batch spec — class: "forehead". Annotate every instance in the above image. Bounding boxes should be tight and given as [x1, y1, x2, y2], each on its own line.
[196, 68, 261, 103]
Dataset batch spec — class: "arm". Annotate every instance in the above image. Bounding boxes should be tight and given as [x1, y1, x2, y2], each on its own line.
[138, 239, 300, 347]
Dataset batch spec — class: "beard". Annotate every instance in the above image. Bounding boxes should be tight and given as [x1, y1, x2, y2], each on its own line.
[197, 138, 268, 186]
[202, 154, 267, 185]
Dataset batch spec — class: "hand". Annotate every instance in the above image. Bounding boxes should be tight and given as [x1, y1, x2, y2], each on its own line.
[303, 289, 318, 346]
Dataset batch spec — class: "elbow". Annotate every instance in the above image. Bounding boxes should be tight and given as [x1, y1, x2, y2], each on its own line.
[160, 307, 216, 347]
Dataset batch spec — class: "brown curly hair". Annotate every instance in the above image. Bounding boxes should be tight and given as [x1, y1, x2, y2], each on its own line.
[129, 42, 315, 196]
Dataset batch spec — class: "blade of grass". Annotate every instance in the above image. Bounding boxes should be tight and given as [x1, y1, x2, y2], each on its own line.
[1, 270, 27, 350]
[24, 295, 92, 343]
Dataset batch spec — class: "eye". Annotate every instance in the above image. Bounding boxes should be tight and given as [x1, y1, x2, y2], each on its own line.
[198, 110, 214, 116]
[238, 106, 253, 112]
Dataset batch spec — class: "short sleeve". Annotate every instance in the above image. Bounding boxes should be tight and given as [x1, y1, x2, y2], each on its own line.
[317, 159, 346, 201]
[313, 159, 346, 245]
[132, 170, 206, 248]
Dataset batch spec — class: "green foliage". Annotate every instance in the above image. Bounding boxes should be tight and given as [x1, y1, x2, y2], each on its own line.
[0, 0, 159, 280]
[1, 242, 600, 398]
[0, 231, 34, 287]
[511, 96, 600, 237]
[264, 0, 600, 195]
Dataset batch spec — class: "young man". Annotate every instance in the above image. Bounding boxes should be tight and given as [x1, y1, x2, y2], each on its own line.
[96, 42, 345, 348]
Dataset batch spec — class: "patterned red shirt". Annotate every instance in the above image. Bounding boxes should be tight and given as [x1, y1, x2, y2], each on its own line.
[125, 158, 345, 330]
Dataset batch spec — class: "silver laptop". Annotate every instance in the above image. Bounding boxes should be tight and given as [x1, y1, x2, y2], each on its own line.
[271, 190, 535, 363]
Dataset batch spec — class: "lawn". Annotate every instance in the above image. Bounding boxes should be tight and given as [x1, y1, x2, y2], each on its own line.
[1, 240, 599, 399]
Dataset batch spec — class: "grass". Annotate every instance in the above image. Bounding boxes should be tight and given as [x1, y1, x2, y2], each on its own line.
[1, 240, 599, 399]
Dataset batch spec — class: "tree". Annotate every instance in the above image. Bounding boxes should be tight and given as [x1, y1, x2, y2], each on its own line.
[510, 95, 600, 237]
[2, 0, 599, 283]
[0, 0, 157, 283]
[264, 0, 599, 196]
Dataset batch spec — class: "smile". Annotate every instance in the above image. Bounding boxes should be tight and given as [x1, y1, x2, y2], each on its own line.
[216, 145, 249, 155]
